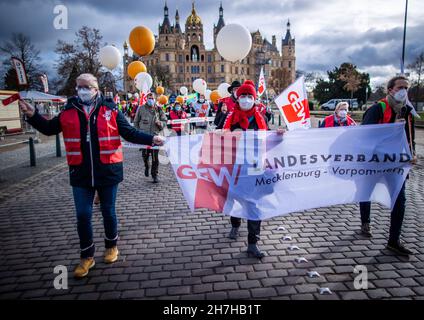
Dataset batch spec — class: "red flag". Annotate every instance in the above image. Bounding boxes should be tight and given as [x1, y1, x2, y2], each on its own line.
[2, 93, 21, 107]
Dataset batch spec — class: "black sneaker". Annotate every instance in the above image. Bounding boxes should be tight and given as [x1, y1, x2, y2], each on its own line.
[360, 223, 372, 238]
[152, 176, 159, 183]
[386, 242, 413, 256]
[228, 227, 239, 240]
[247, 244, 266, 259]
[144, 167, 149, 177]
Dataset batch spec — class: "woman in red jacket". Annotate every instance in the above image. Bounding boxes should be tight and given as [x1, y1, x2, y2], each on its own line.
[169, 102, 188, 136]
[319, 102, 357, 128]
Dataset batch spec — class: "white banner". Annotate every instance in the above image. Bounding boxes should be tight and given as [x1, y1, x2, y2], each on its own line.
[274, 76, 311, 131]
[165, 123, 412, 220]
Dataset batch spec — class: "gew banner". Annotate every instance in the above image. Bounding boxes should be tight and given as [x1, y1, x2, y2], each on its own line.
[165, 123, 412, 221]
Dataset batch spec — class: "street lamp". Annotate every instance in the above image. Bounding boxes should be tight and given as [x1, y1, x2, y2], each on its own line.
[401, 0, 408, 74]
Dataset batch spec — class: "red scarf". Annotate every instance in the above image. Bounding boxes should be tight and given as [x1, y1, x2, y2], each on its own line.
[223, 106, 267, 130]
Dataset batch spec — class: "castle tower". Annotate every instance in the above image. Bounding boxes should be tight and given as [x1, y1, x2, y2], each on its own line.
[282, 19, 296, 84]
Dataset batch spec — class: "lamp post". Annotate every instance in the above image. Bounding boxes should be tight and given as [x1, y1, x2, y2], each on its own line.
[401, 0, 409, 74]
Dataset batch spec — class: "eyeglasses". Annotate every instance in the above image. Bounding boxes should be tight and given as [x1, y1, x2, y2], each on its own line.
[75, 85, 94, 90]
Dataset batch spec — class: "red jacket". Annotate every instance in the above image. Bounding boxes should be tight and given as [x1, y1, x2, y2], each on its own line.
[169, 110, 188, 132]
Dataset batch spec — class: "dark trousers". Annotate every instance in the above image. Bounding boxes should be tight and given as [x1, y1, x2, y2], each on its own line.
[72, 184, 119, 258]
[360, 182, 406, 244]
[142, 149, 159, 177]
[231, 217, 261, 244]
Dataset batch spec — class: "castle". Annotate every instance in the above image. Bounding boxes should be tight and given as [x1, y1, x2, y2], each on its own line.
[123, 2, 296, 98]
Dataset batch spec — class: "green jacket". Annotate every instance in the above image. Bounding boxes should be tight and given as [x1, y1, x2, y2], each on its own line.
[134, 104, 167, 135]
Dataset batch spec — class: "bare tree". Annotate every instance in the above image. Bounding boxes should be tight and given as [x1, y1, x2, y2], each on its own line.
[408, 52, 424, 107]
[0, 33, 43, 90]
[55, 26, 106, 96]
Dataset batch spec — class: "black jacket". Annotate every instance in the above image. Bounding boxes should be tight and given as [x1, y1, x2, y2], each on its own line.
[362, 101, 416, 153]
[27, 95, 154, 188]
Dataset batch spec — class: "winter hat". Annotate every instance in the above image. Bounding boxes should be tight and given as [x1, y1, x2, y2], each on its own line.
[236, 81, 257, 99]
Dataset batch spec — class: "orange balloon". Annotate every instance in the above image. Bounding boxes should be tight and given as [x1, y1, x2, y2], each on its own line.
[210, 90, 221, 104]
[129, 26, 155, 56]
[157, 95, 168, 105]
[127, 61, 147, 79]
[176, 96, 184, 104]
[156, 86, 164, 95]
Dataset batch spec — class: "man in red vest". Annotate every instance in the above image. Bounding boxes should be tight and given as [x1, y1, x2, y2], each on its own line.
[19, 73, 164, 278]
[359, 75, 417, 256]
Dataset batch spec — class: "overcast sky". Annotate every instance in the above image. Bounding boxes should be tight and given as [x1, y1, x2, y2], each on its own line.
[0, 0, 423, 88]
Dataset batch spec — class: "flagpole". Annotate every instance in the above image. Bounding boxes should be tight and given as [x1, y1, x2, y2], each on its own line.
[401, 0, 408, 74]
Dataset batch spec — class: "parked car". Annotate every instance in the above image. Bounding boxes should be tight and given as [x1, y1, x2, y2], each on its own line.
[321, 99, 359, 111]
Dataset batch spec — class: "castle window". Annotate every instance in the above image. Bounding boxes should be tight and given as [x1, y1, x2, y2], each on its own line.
[235, 67, 239, 74]
[221, 65, 224, 73]
[187, 66, 189, 72]
[191, 45, 199, 62]
[247, 68, 250, 75]
[247, 58, 250, 64]
[201, 55, 204, 62]
[289, 61, 292, 68]
[201, 66, 204, 73]
[179, 55, 183, 63]
[166, 53, 170, 62]
[207, 66, 212, 73]
[186, 55, 189, 62]
[179, 66, 183, 73]
[207, 55, 212, 63]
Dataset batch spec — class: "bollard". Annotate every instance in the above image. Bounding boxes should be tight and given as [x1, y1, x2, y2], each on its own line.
[279, 115, 282, 127]
[29, 137, 36, 167]
[56, 134, 62, 157]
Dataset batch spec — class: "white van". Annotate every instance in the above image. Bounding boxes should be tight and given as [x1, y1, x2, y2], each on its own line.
[321, 99, 358, 111]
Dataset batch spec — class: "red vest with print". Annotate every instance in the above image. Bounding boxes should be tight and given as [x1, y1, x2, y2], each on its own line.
[60, 106, 123, 166]
[378, 98, 394, 124]
[323, 115, 355, 127]
[169, 110, 187, 131]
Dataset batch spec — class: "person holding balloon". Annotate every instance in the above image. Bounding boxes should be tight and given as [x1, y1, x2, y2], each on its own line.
[18, 73, 165, 278]
[215, 81, 241, 129]
[134, 92, 167, 183]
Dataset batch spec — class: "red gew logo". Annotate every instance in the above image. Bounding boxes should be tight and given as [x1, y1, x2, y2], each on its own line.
[177, 165, 241, 187]
[283, 91, 310, 124]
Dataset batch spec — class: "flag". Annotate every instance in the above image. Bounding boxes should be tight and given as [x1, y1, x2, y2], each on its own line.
[1, 93, 21, 107]
[166, 123, 411, 220]
[11, 57, 28, 86]
[40, 74, 49, 93]
[258, 67, 266, 98]
[274, 76, 311, 130]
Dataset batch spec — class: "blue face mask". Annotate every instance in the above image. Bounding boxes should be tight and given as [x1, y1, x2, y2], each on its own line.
[175, 105, 182, 112]
[147, 99, 155, 106]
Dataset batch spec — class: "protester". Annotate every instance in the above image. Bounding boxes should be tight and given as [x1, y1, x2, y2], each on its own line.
[192, 93, 211, 134]
[18, 73, 165, 278]
[215, 80, 241, 128]
[169, 102, 188, 136]
[359, 75, 417, 256]
[134, 92, 167, 183]
[221, 80, 284, 259]
[319, 102, 357, 128]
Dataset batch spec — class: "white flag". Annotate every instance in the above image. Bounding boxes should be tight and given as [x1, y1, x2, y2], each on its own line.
[258, 67, 266, 98]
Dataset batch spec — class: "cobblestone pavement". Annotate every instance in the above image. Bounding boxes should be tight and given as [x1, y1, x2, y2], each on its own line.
[0, 142, 423, 300]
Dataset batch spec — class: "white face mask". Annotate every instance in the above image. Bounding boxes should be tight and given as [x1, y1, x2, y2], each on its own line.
[239, 97, 254, 111]
[78, 88, 96, 103]
[338, 110, 348, 119]
[393, 89, 408, 103]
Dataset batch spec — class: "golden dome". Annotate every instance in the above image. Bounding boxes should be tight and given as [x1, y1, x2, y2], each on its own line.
[186, 2, 202, 25]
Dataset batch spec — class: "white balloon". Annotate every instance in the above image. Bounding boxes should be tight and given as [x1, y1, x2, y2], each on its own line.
[180, 86, 188, 95]
[218, 83, 231, 99]
[205, 89, 212, 100]
[134, 93, 140, 99]
[193, 78, 207, 95]
[127, 93, 133, 99]
[134, 72, 153, 92]
[216, 24, 252, 62]
[99, 45, 121, 70]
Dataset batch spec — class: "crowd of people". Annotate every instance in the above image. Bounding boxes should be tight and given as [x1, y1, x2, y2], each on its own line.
[18, 73, 417, 278]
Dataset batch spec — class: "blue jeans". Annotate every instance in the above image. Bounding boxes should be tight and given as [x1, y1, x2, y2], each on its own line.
[72, 184, 119, 258]
[360, 182, 406, 244]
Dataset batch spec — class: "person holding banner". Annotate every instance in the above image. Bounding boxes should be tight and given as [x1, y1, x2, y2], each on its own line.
[359, 75, 417, 256]
[319, 102, 357, 128]
[134, 92, 167, 183]
[222, 81, 270, 259]
[192, 93, 211, 134]
[18, 73, 164, 278]
[169, 102, 188, 136]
